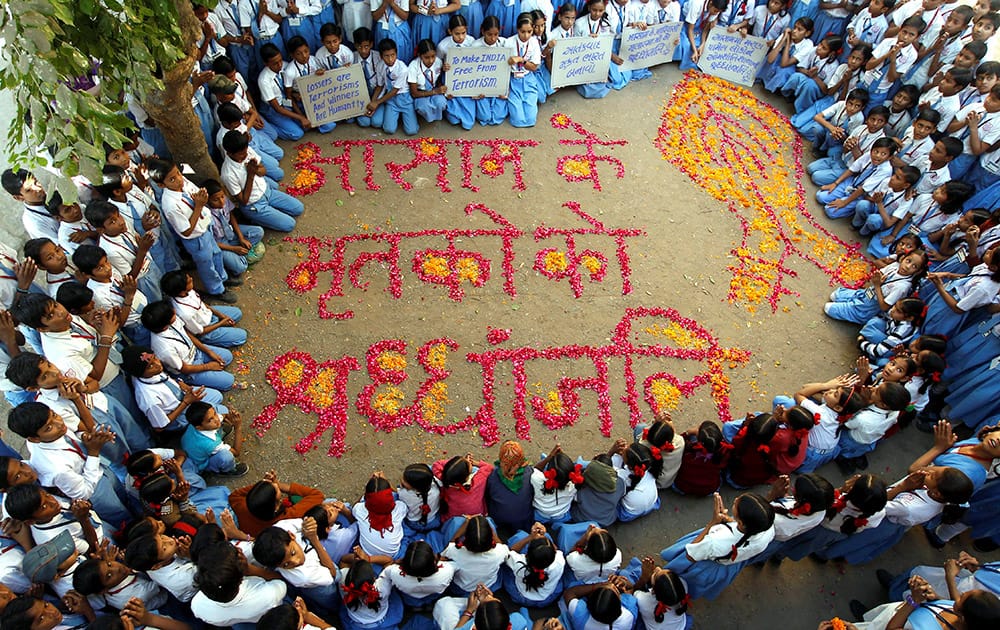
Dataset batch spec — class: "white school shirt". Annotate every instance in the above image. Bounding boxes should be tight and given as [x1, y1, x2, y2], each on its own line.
[889, 0, 923, 27]
[548, 24, 575, 43]
[948, 263, 1000, 311]
[750, 6, 788, 40]
[684, 0, 714, 27]
[918, 3, 958, 49]
[371, 0, 408, 28]
[379, 59, 410, 97]
[258, 64, 290, 108]
[26, 434, 104, 501]
[443, 542, 509, 592]
[611, 454, 658, 515]
[56, 220, 94, 257]
[161, 185, 212, 240]
[147, 557, 198, 602]
[30, 496, 104, 555]
[272, 518, 336, 587]
[171, 291, 214, 335]
[957, 85, 986, 110]
[530, 468, 576, 519]
[214, 0, 242, 37]
[283, 56, 323, 91]
[133, 373, 187, 430]
[847, 8, 888, 45]
[99, 232, 152, 282]
[655, 432, 686, 488]
[238, 0, 283, 39]
[896, 129, 935, 167]
[635, 589, 689, 630]
[575, 15, 613, 36]
[22, 203, 59, 241]
[381, 561, 456, 598]
[649, 2, 681, 24]
[884, 107, 913, 139]
[920, 87, 961, 132]
[884, 484, 943, 527]
[397, 483, 442, 522]
[800, 398, 840, 451]
[339, 567, 394, 625]
[196, 13, 227, 65]
[913, 162, 951, 195]
[88, 275, 147, 328]
[407, 57, 444, 90]
[770, 497, 826, 541]
[355, 52, 385, 90]
[847, 124, 886, 155]
[0, 529, 30, 594]
[221, 149, 268, 205]
[684, 523, 774, 564]
[40, 328, 120, 388]
[907, 195, 953, 234]
[873, 186, 914, 224]
[109, 197, 148, 238]
[716, 0, 750, 27]
[191, 577, 288, 626]
[44, 269, 75, 299]
[845, 153, 893, 196]
[51, 556, 108, 611]
[844, 405, 898, 444]
[506, 36, 541, 78]
[352, 498, 408, 557]
[606, 1, 646, 35]
[436, 36, 467, 61]
[978, 143, 1000, 175]
[777, 37, 816, 66]
[864, 38, 917, 93]
[568, 598, 636, 630]
[905, 375, 930, 413]
[315, 44, 354, 70]
[565, 548, 622, 584]
[821, 100, 865, 135]
[952, 102, 1000, 153]
[104, 572, 168, 612]
[821, 501, 886, 533]
[151, 318, 198, 373]
[35, 386, 110, 434]
[504, 548, 566, 602]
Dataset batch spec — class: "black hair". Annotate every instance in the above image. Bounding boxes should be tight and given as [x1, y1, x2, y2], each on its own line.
[976, 60, 1000, 78]
[194, 541, 244, 603]
[57, 282, 94, 314]
[914, 108, 941, 126]
[936, 467, 974, 524]
[123, 518, 157, 544]
[819, 34, 843, 59]
[217, 102, 244, 126]
[644, 420, 676, 451]
[867, 105, 891, 122]
[378, 38, 397, 54]
[694, 420, 728, 464]
[897, 165, 921, 186]
[5, 352, 44, 389]
[222, 130, 249, 154]
[202, 179, 224, 197]
[188, 522, 226, 563]
[403, 463, 437, 525]
[952, 4, 976, 23]
[7, 402, 51, 440]
[588, 584, 623, 628]
[260, 42, 281, 62]
[963, 590, 1000, 630]
[22, 238, 55, 266]
[365, 474, 392, 494]
[783, 405, 815, 458]
[0, 456, 16, 488]
[900, 16, 926, 33]
[139, 472, 174, 505]
[246, 480, 280, 521]
[581, 528, 617, 573]
[257, 604, 300, 630]
[146, 158, 176, 185]
[83, 199, 118, 230]
[72, 244, 108, 276]
[415, 38, 436, 57]
[448, 13, 469, 31]
[949, 67, 975, 89]
[121, 344, 154, 378]
[72, 558, 106, 595]
[712, 493, 774, 561]
[515, 11, 533, 30]
[846, 87, 871, 105]
[895, 297, 926, 327]
[624, 443, 658, 490]
[441, 455, 471, 487]
[94, 165, 128, 200]
[773, 473, 835, 517]
[320, 22, 344, 40]
[893, 84, 920, 106]
[729, 413, 779, 478]
[481, 15, 502, 33]
[343, 559, 380, 611]
[913, 334, 947, 355]
[125, 449, 159, 478]
[353, 27, 374, 44]
[793, 16, 814, 32]
[13, 293, 57, 330]
[475, 601, 509, 630]
[872, 137, 898, 154]
[160, 270, 191, 298]
[211, 55, 236, 75]
[832, 473, 888, 534]
[88, 616, 126, 630]
[304, 504, 334, 541]
[520, 537, 556, 592]
[400, 539, 438, 578]
[939, 136, 965, 160]
[941, 181, 976, 214]
[185, 401, 213, 428]
[1, 168, 29, 197]
[651, 569, 688, 620]
[915, 350, 947, 395]
[253, 526, 293, 569]
[3, 483, 43, 521]
[461, 515, 495, 553]
[541, 451, 576, 494]
[0, 596, 46, 630]
[285, 35, 309, 54]
[878, 381, 911, 411]
[140, 300, 175, 333]
[124, 534, 161, 571]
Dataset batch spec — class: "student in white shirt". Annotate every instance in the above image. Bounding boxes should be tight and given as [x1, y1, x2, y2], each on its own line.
[751, 474, 836, 564]
[1, 169, 59, 241]
[561, 524, 622, 585]
[530, 447, 579, 524]
[381, 540, 456, 606]
[221, 131, 305, 233]
[84, 200, 162, 302]
[162, 270, 245, 348]
[502, 522, 566, 606]
[283, 35, 338, 133]
[353, 473, 408, 558]
[72, 245, 150, 346]
[124, 532, 198, 602]
[257, 42, 312, 140]
[71, 547, 168, 612]
[625, 557, 691, 630]
[253, 517, 339, 615]
[837, 381, 911, 464]
[613, 442, 661, 521]
[889, 109, 938, 170]
[397, 462, 442, 532]
[562, 579, 638, 630]
[190, 541, 288, 627]
[47, 194, 97, 258]
[441, 515, 509, 594]
[860, 16, 923, 106]
[816, 137, 897, 220]
[4, 485, 104, 556]
[142, 299, 236, 392]
[257, 599, 337, 630]
[22, 237, 77, 300]
[338, 553, 404, 629]
[945, 83, 1000, 179]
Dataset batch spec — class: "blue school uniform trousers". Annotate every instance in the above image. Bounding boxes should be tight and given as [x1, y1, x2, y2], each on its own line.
[485, 0, 521, 37]
[459, 0, 485, 38]
[219, 224, 265, 277]
[413, 77, 448, 123]
[373, 91, 420, 135]
[180, 228, 228, 296]
[179, 345, 236, 392]
[197, 305, 247, 348]
[241, 186, 305, 233]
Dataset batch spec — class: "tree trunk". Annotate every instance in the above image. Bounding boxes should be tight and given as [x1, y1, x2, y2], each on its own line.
[142, 0, 219, 179]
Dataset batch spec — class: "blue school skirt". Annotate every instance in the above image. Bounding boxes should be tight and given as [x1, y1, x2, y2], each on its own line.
[412, 14, 449, 45]
[963, 478, 1000, 540]
[779, 525, 846, 561]
[485, 0, 521, 37]
[535, 63, 553, 103]
[679, 28, 704, 72]
[825, 287, 881, 324]
[761, 60, 798, 93]
[414, 93, 448, 122]
[660, 530, 745, 600]
[446, 96, 477, 129]
[943, 314, 1000, 379]
[965, 177, 1000, 211]
[812, 12, 849, 40]
[500, 533, 564, 607]
[821, 521, 908, 564]
[459, 0, 485, 39]
[375, 22, 415, 64]
[946, 363, 1000, 430]
[789, 0, 820, 24]
[921, 291, 975, 340]
[507, 73, 539, 127]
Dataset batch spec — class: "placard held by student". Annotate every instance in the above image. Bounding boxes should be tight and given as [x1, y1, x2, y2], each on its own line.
[619, 22, 683, 71]
[550, 35, 614, 89]
[295, 65, 370, 126]
[444, 46, 513, 98]
[698, 29, 768, 88]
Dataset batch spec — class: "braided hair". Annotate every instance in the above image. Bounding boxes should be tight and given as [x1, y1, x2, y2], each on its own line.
[771, 473, 835, 518]
[712, 493, 775, 561]
[520, 537, 556, 592]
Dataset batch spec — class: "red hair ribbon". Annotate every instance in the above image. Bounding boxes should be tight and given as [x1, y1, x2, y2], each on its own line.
[342, 581, 380, 606]
[931, 371, 941, 382]
[680, 594, 691, 607]
[365, 488, 397, 535]
[568, 464, 584, 486]
[280, 497, 293, 510]
[794, 428, 811, 442]
[173, 521, 198, 537]
[662, 441, 675, 453]
[831, 490, 847, 513]
[642, 428, 649, 441]
[654, 601, 670, 617]
[419, 503, 431, 515]
[854, 517, 869, 528]
[543, 467, 559, 490]
[532, 567, 547, 579]
[757, 444, 771, 456]
[920, 305, 929, 319]
[631, 463, 647, 477]
[650, 445, 663, 461]
[790, 502, 812, 516]
[719, 442, 735, 453]
[728, 545, 739, 561]
[814, 413, 822, 426]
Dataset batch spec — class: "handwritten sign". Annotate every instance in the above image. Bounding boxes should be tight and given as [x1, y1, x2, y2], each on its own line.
[294, 66, 369, 126]
[551, 35, 614, 89]
[445, 46, 512, 97]
[698, 29, 768, 87]
[619, 22, 682, 71]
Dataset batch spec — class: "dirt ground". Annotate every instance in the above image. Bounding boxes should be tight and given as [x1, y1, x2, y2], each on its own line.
[203, 65, 994, 627]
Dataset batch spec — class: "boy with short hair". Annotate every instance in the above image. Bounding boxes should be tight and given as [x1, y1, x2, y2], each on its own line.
[6, 401, 134, 526]
[161, 269, 246, 347]
[800, 89, 868, 148]
[121, 344, 227, 437]
[955, 59, 1000, 108]
[353, 28, 384, 114]
[3, 485, 101, 554]
[148, 158, 236, 304]
[918, 67, 974, 132]
[124, 533, 198, 603]
[72, 245, 150, 346]
[852, 165, 921, 234]
[211, 55, 281, 144]
[220, 131, 304, 233]
[83, 200, 162, 302]
[0, 594, 66, 630]
[890, 109, 940, 169]
[22, 238, 76, 298]
[862, 15, 924, 109]
[257, 43, 311, 140]
[46, 193, 97, 257]
[364, 39, 419, 136]
[809, 105, 890, 184]
[282, 36, 338, 133]
[180, 401, 248, 476]
[818, 137, 898, 219]
[909, 4, 974, 89]
[945, 82, 1000, 178]
[190, 541, 287, 627]
[252, 517, 338, 614]
[72, 544, 168, 611]
[141, 300, 236, 392]
[215, 102, 284, 180]
[203, 178, 266, 277]
[913, 136, 962, 195]
[1, 169, 58, 241]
